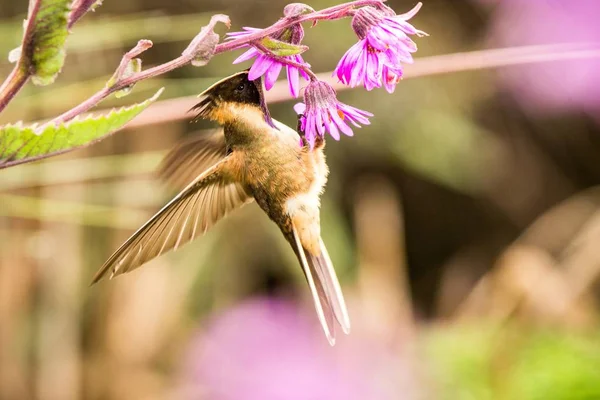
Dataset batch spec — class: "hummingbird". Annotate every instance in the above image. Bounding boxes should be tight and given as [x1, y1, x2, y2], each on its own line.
[92, 71, 350, 345]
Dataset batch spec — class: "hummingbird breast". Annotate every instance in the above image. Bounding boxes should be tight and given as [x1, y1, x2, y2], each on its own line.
[241, 123, 329, 254]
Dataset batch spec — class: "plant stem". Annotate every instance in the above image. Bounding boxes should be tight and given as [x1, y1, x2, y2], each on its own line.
[68, 0, 99, 28]
[71, 43, 600, 130]
[47, 0, 385, 125]
[50, 87, 110, 124]
[0, 0, 42, 114]
[49, 51, 196, 125]
[213, 0, 383, 55]
[0, 66, 30, 114]
[112, 40, 153, 82]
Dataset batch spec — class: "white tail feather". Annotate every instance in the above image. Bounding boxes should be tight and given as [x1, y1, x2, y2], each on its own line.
[291, 225, 350, 345]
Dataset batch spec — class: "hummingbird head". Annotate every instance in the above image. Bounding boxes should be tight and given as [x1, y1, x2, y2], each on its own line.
[191, 70, 275, 128]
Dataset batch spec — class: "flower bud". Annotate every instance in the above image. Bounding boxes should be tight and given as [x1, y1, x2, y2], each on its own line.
[351, 6, 384, 39]
[283, 3, 315, 18]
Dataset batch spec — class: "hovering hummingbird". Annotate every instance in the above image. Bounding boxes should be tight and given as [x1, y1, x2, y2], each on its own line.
[92, 71, 350, 345]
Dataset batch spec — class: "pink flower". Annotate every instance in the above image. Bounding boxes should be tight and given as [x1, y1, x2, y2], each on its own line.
[229, 25, 309, 97]
[333, 3, 427, 93]
[295, 81, 372, 147]
[179, 297, 406, 400]
[484, 0, 600, 118]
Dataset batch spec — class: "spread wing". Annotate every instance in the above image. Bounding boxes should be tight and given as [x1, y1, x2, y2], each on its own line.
[158, 130, 228, 190]
[92, 156, 251, 284]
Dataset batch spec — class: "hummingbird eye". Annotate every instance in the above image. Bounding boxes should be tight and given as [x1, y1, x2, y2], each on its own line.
[236, 83, 245, 92]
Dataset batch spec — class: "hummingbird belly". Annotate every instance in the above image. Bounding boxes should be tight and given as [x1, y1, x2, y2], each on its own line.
[247, 147, 327, 254]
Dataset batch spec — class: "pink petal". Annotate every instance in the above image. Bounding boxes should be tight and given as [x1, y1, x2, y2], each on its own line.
[331, 109, 354, 137]
[298, 115, 306, 133]
[385, 18, 417, 35]
[366, 28, 389, 52]
[294, 55, 311, 81]
[345, 41, 366, 84]
[305, 112, 317, 143]
[315, 110, 325, 136]
[233, 48, 259, 64]
[248, 55, 273, 80]
[325, 114, 341, 140]
[287, 66, 300, 97]
[397, 2, 422, 21]
[339, 104, 372, 126]
[349, 48, 367, 87]
[334, 40, 363, 84]
[226, 26, 262, 38]
[364, 51, 381, 90]
[264, 62, 283, 90]
[294, 102, 306, 115]
[382, 66, 399, 93]
[333, 53, 349, 82]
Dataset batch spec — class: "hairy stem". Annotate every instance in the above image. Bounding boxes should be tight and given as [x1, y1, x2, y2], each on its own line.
[112, 39, 153, 82]
[49, 45, 200, 124]
[68, 0, 99, 28]
[0, 66, 30, 114]
[0, 0, 43, 113]
[214, 0, 383, 54]
[49, 87, 111, 124]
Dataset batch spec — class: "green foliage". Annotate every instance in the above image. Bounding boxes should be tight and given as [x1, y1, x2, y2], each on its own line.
[0, 88, 162, 168]
[424, 325, 496, 400]
[0, 12, 218, 55]
[28, 0, 72, 85]
[505, 331, 600, 400]
[390, 110, 497, 194]
[423, 324, 600, 400]
[260, 36, 308, 57]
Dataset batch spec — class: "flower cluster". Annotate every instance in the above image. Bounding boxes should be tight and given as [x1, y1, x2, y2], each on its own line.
[228, 25, 310, 97]
[229, 1, 426, 146]
[334, 3, 428, 93]
[294, 81, 372, 147]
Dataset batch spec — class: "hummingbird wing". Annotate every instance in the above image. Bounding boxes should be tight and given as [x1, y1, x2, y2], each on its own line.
[291, 225, 351, 346]
[92, 156, 251, 284]
[158, 130, 227, 190]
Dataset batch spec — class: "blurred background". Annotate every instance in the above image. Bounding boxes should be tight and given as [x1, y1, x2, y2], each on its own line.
[2, 0, 600, 399]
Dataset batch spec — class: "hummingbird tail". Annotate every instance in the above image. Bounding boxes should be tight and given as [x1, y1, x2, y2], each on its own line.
[291, 226, 351, 346]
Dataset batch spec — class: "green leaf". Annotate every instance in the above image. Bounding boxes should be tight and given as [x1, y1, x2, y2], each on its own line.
[112, 58, 142, 98]
[0, 88, 163, 169]
[259, 36, 307, 57]
[28, 0, 71, 85]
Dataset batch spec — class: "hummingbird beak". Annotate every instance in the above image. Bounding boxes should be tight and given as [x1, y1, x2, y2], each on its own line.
[189, 70, 277, 128]
[189, 95, 214, 122]
[188, 71, 249, 121]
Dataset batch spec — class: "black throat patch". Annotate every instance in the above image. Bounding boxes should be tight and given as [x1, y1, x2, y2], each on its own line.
[191, 71, 276, 128]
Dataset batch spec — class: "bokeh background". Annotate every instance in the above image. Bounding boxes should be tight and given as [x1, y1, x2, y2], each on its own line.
[2, 0, 600, 399]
